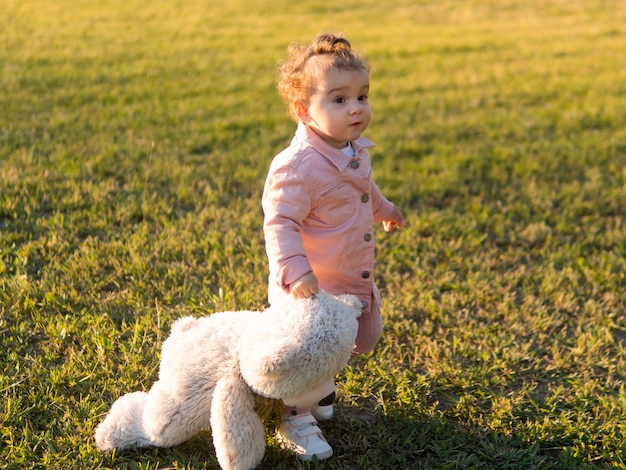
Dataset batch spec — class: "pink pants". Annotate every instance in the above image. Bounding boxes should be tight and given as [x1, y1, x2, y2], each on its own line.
[352, 294, 383, 356]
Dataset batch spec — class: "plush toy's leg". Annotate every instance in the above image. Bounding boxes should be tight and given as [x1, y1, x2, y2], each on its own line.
[141, 379, 213, 448]
[211, 374, 265, 470]
[95, 391, 153, 451]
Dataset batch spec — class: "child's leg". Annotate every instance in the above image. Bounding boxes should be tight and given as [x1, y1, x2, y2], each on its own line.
[352, 294, 383, 356]
[279, 379, 335, 461]
[282, 379, 335, 411]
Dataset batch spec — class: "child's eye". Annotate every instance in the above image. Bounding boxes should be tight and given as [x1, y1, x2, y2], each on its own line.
[333, 97, 345, 104]
[358, 95, 368, 101]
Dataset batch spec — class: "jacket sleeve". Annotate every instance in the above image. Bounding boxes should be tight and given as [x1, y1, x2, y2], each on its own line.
[262, 164, 313, 291]
[370, 180, 396, 223]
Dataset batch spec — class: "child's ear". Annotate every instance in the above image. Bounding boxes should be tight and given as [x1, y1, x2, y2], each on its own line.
[293, 99, 311, 123]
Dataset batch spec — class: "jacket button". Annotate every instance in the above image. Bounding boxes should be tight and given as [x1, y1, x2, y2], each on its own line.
[361, 300, 368, 309]
[361, 194, 369, 203]
[350, 160, 360, 169]
[361, 271, 370, 279]
[364, 233, 372, 242]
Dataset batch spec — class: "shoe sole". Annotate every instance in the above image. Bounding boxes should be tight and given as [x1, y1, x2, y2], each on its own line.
[296, 447, 333, 461]
[276, 433, 333, 461]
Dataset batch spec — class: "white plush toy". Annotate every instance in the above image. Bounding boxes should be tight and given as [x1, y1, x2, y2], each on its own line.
[95, 291, 362, 470]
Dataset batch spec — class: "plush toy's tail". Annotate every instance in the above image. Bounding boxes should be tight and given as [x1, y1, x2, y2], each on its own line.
[94, 391, 153, 451]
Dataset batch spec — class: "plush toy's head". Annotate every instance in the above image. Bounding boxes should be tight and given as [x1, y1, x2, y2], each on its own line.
[239, 291, 362, 402]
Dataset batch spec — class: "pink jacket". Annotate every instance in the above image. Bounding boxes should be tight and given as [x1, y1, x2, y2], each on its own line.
[262, 123, 397, 313]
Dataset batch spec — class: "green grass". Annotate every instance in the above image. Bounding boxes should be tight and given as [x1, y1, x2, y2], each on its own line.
[2, 0, 626, 468]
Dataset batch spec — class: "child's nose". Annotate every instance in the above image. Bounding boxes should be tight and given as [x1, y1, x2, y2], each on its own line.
[350, 102, 362, 114]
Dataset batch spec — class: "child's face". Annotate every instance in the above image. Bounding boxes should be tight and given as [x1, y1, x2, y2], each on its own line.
[300, 67, 371, 148]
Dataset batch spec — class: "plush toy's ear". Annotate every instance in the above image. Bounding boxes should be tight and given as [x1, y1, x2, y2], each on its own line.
[210, 371, 265, 470]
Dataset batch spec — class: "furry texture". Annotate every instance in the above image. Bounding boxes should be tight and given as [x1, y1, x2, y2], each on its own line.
[94, 291, 361, 470]
[240, 293, 362, 400]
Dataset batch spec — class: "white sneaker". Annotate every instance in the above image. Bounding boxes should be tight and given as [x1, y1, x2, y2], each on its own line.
[277, 412, 333, 461]
[311, 404, 334, 421]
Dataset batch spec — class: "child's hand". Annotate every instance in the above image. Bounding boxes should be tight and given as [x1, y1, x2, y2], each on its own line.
[383, 206, 406, 232]
[289, 272, 319, 299]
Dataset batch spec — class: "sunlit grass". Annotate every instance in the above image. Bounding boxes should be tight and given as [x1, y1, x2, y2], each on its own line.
[2, 0, 626, 468]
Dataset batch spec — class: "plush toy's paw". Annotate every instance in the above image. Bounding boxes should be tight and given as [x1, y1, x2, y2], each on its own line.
[95, 391, 151, 451]
[211, 374, 265, 470]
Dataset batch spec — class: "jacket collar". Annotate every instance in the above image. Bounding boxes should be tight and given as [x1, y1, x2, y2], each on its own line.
[295, 122, 374, 171]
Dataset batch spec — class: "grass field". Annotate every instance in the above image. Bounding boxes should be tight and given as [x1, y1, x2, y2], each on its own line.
[2, 0, 626, 468]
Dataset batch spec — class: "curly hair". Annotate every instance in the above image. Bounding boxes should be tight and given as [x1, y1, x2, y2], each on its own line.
[277, 33, 370, 122]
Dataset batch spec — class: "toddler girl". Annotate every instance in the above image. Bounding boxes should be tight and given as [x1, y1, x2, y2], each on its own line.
[262, 33, 405, 461]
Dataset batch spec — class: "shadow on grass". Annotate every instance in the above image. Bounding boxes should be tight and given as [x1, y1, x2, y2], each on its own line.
[99, 401, 585, 470]
[313, 403, 588, 470]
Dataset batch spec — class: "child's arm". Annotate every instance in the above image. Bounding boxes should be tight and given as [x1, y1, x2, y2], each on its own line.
[370, 181, 405, 231]
[262, 166, 314, 294]
[383, 205, 405, 232]
[289, 272, 319, 299]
